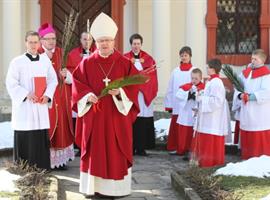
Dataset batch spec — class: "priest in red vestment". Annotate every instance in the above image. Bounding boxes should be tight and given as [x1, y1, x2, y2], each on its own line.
[38, 23, 74, 169]
[124, 33, 158, 156]
[67, 32, 96, 73]
[72, 13, 139, 197]
[66, 31, 96, 156]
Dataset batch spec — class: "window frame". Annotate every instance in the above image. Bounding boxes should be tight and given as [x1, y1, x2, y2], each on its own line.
[206, 0, 270, 65]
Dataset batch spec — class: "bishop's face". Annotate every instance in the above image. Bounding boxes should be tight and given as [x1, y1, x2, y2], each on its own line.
[25, 35, 40, 55]
[131, 39, 142, 54]
[96, 37, 115, 56]
[40, 33, 57, 51]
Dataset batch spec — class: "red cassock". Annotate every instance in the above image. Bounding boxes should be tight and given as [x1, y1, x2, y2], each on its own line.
[233, 120, 240, 144]
[38, 47, 74, 148]
[124, 50, 158, 106]
[167, 115, 179, 151]
[191, 132, 225, 167]
[72, 50, 139, 180]
[66, 44, 97, 73]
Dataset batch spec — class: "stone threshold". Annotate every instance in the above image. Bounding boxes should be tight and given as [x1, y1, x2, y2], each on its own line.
[48, 175, 58, 200]
[171, 171, 202, 200]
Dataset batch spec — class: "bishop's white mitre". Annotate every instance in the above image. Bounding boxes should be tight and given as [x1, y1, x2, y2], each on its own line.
[90, 12, 118, 40]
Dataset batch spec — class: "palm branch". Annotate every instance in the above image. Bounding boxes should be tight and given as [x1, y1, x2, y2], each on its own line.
[61, 7, 79, 69]
[98, 74, 150, 99]
[222, 64, 244, 93]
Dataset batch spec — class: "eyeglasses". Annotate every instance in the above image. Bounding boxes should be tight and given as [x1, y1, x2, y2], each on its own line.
[42, 37, 56, 41]
[96, 39, 114, 43]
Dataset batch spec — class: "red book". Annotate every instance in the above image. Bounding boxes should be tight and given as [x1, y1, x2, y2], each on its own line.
[34, 77, 46, 102]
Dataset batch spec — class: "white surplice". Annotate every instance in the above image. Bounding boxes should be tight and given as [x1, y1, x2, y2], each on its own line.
[134, 59, 154, 117]
[236, 72, 270, 131]
[164, 67, 193, 114]
[6, 53, 58, 131]
[195, 78, 231, 136]
[175, 88, 198, 126]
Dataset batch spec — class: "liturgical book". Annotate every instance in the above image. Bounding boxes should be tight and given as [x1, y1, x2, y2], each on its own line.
[34, 77, 46, 102]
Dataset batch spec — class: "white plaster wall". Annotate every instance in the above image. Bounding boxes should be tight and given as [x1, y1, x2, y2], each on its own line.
[123, 0, 138, 53]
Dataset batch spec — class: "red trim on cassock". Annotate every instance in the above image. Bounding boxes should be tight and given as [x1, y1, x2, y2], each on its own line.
[233, 120, 240, 144]
[167, 115, 179, 151]
[179, 63, 192, 71]
[242, 66, 270, 79]
[180, 82, 205, 91]
[38, 47, 74, 149]
[240, 129, 270, 160]
[208, 74, 220, 81]
[176, 125, 193, 155]
[191, 132, 225, 167]
[72, 50, 139, 180]
[124, 50, 158, 106]
[165, 107, 172, 111]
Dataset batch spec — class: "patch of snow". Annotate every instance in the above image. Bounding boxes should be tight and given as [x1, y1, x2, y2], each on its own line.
[0, 169, 20, 192]
[215, 155, 270, 178]
[154, 118, 171, 141]
[261, 193, 270, 200]
[0, 122, 13, 149]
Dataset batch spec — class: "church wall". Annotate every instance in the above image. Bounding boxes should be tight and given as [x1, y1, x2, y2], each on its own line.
[0, 0, 40, 116]
[138, 0, 153, 55]
[170, 1, 186, 72]
[0, 2, 3, 96]
[123, 0, 138, 53]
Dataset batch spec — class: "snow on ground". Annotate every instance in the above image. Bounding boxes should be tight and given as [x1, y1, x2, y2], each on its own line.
[154, 118, 236, 144]
[0, 169, 20, 192]
[0, 122, 13, 149]
[215, 155, 270, 178]
[0, 119, 242, 149]
[261, 193, 270, 200]
[154, 118, 171, 140]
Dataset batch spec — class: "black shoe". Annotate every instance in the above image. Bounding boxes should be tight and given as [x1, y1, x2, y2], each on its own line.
[169, 150, 178, 155]
[75, 150, 81, 157]
[54, 164, 68, 170]
[182, 152, 190, 161]
[136, 150, 148, 156]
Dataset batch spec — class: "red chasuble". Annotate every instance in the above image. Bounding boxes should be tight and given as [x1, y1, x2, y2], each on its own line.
[72, 50, 139, 180]
[66, 44, 97, 73]
[124, 50, 158, 106]
[38, 47, 74, 148]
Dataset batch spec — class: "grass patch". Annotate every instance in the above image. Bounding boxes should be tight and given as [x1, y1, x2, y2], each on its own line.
[180, 165, 270, 200]
[0, 191, 19, 199]
[219, 175, 270, 200]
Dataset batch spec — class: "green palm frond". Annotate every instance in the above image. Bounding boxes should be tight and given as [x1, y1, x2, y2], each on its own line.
[222, 64, 244, 93]
[99, 74, 150, 98]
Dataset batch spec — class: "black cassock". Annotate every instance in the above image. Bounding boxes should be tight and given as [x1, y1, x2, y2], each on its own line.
[14, 129, 50, 170]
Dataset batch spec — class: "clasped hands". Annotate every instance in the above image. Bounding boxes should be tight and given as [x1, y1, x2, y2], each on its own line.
[27, 93, 49, 104]
[239, 93, 256, 104]
[87, 89, 120, 104]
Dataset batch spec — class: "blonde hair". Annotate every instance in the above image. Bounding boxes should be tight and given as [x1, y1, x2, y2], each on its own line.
[191, 68, 202, 78]
[252, 49, 267, 63]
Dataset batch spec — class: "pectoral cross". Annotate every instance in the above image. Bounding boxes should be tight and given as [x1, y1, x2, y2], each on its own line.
[103, 76, 111, 86]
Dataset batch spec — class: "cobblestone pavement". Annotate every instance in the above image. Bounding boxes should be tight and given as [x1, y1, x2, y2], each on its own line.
[52, 150, 187, 200]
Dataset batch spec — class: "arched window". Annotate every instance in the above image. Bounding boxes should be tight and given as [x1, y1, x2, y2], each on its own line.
[206, 0, 270, 65]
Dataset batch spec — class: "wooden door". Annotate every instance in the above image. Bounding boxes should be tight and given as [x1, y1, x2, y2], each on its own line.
[52, 0, 111, 47]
